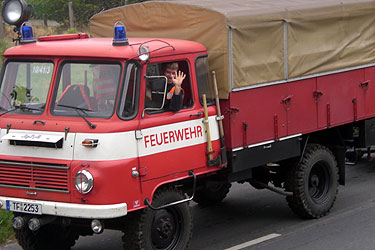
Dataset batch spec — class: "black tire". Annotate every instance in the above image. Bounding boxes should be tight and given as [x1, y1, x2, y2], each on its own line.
[285, 144, 339, 219]
[122, 187, 193, 250]
[15, 223, 79, 250]
[193, 181, 231, 206]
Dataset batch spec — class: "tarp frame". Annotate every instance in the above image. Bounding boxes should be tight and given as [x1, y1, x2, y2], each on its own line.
[283, 21, 288, 80]
[229, 27, 233, 91]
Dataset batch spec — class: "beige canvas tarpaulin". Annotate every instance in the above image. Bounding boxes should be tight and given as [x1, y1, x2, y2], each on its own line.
[89, 0, 375, 99]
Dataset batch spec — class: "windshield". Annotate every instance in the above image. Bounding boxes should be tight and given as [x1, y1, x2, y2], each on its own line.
[52, 62, 121, 118]
[0, 61, 53, 115]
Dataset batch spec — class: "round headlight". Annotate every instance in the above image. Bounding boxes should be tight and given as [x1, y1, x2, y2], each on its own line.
[74, 170, 94, 194]
[2, 0, 31, 27]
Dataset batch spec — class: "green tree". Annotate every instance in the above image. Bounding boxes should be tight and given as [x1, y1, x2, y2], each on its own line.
[27, 0, 147, 28]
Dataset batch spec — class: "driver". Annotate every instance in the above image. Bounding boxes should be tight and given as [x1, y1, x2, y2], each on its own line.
[161, 62, 186, 111]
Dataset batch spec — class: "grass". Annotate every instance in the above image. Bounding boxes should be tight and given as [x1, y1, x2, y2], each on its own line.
[0, 210, 14, 244]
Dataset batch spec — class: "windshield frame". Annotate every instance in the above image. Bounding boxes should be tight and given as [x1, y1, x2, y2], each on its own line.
[116, 60, 141, 121]
[50, 60, 123, 119]
[0, 59, 55, 116]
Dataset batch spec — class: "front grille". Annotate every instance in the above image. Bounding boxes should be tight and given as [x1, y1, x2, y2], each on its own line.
[0, 160, 69, 193]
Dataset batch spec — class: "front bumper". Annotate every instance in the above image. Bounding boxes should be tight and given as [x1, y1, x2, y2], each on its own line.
[0, 196, 127, 219]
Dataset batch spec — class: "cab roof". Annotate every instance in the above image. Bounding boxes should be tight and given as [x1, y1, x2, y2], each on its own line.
[3, 36, 207, 59]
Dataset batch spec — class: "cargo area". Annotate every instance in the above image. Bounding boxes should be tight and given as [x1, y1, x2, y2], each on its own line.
[89, 0, 375, 98]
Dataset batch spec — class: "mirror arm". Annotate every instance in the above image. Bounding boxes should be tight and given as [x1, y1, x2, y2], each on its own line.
[142, 75, 168, 118]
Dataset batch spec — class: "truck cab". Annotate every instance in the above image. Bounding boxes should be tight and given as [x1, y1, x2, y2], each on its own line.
[0, 17, 221, 249]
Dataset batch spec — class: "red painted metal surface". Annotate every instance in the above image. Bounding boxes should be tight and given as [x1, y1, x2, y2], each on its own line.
[0, 156, 71, 202]
[358, 67, 375, 119]
[222, 67, 375, 150]
[38, 33, 89, 42]
[285, 78, 317, 135]
[317, 69, 363, 128]
[0, 161, 69, 191]
[222, 84, 288, 150]
[3, 38, 207, 60]
[0, 155, 142, 207]
[68, 158, 142, 207]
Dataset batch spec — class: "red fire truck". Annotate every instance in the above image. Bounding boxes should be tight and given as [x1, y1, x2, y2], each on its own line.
[1, 0, 375, 249]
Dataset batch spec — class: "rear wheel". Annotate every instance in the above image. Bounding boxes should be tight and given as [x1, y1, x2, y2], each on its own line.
[285, 144, 339, 218]
[193, 181, 231, 206]
[122, 187, 192, 250]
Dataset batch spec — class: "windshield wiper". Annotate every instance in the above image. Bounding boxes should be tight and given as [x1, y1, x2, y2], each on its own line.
[57, 104, 96, 129]
[0, 108, 15, 117]
[0, 104, 43, 117]
[17, 104, 43, 112]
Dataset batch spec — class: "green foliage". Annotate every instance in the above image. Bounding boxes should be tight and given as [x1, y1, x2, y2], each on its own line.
[0, 39, 11, 55]
[66, 27, 77, 34]
[0, 39, 11, 69]
[14, 85, 40, 104]
[27, 0, 148, 28]
[0, 210, 14, 244]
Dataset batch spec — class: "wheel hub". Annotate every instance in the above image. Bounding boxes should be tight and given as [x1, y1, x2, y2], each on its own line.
[308, 162, 330, 202]
[152, 209, 180, 249]
[310, 175, 320, 188]
[156, 218, 174, 239]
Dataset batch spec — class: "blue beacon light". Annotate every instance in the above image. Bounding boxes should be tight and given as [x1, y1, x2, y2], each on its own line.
[20, 23, 35, 44]
[113, 21, 129, 46]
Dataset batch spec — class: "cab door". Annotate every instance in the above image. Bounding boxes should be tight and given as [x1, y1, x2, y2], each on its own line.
[136, 59, 212, 182]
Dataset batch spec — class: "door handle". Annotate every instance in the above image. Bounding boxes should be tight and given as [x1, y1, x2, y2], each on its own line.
[360, 80, 370, 90]
[281, 95, 293, 104]
[190, 112, 203, 118]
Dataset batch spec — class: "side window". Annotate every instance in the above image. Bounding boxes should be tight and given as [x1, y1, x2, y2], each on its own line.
[118, 62, 139, 119]
[144, 60, 193, 113]
[195, 56, 215, 105]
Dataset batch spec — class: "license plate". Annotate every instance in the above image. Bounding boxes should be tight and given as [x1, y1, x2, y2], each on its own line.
[6, 200, 42, 215]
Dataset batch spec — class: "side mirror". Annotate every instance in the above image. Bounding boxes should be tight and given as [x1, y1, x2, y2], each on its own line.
[142, 75, 167, 118]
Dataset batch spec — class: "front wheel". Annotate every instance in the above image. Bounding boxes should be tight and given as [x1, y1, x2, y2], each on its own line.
[285, 144, 339, 219]
[14, 223, 79, 250]
[122, 187, 193, 250]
